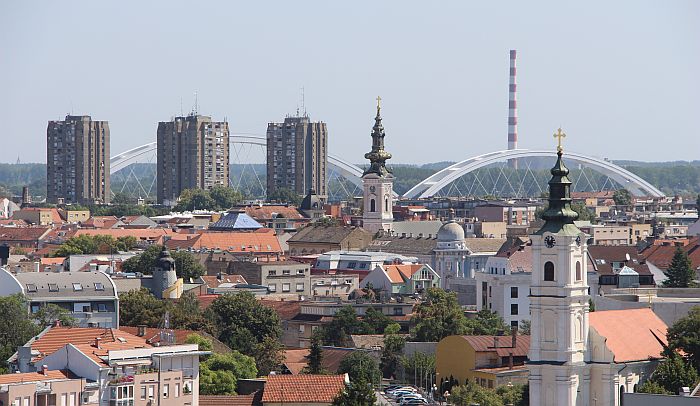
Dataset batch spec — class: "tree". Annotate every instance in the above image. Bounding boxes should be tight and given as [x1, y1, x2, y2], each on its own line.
[174, 188, 216, 212]
[122, 245, 205, 281]
[400, 352, 435, 388]
[322, 306, 370, 346]
[53, 234, 137, 257]
[0, 295, 40, 373]
[636, 380, 670, 395]
[111, 192, 133, 205]
[363, 307, 391, 334]
[662, 247, 695, 288]
[32, 304, 77, 327]
[536, 201, 595, 223]
[518, 320, 531, 335]
[253, 336, 285, 376]
[647, 352, 699, 395]
[380, 323, 405, 379]
[337, 351, 381, 387]
[184, 333, 213, 353]
[465, 309, 509, 335]
[667, 306, 700, 370]
[496, 383, 528, 406]
[118, 288, 170, 327]
[205, 292, 282, 356]
[208, 186, 243, 210]
[613, 188, 633, 206]
[172, 292, 211, 331]
[450, 381, 504, 406]
[199, 351, 258, 395]
[267, 187, 302, 206]
[305, 331, 325, 374]
[412, 287, 468, 342]
[332, 378, 376, 406]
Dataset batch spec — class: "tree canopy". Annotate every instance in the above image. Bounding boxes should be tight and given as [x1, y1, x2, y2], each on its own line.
[0, 295, 40, 373]
[332, 378, 376, 406]
[305, 331, 325, 374]
[645, 352, 699, 395]
[267, 187, 302, 206]
[32, 304, 77, 328]
[613, 188, 633, 206]
[662, 247, 696, 288]
[121, 245, 205, 281]
[380, 323, 405, 379]
[174, 186, 243, 212]
[199, 351, 257, 395]
[337, 351, 381, 386]
[667, 306, 700, 371]
[53, 234, 137, 257]
[411, 287, 468, 342]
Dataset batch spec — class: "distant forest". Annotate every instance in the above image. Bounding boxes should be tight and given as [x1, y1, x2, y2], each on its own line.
[1, 160, 699, 201]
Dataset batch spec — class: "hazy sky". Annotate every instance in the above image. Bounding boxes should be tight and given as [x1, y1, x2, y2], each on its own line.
[1, 0, 698, 164]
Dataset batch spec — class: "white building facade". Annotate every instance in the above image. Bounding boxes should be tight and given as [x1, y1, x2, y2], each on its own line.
[362, 99, 394, 234]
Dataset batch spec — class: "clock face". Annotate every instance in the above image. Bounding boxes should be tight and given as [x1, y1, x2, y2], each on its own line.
[575, 236, 582, 247]
[369, 186, 376, 193]
[544, 235, 556, 248]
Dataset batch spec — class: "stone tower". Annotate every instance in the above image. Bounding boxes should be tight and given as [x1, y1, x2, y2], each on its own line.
[528, 130, 590, 406]
[362, 97, 394, 234]
[152, 247, 179, 299]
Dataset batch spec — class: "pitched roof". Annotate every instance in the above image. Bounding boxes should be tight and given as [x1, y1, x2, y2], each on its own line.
[261, 374, 347, 403]
[383, 264, 425, 284]
[367, 236, 438, 256]
[14, 271, 116, 300]
[0, 370, 73, 385]
[200, 274, 248, 288]
[588, 245, 653, 276]
[464, 238, 508, 254]
[289, 225, 370, 244]
[199, 393, 262, 406]
[282, 348, 356, 376]
[209, 211, 263, 231]
[72, 228, 174, 240]
[460, 335, 530, 358]
[495, 242, 533, 273]
[589, 308, 668, 363]
[244, 205, 307, 221]
[0, 227, 51, 242]
[258, 300, 302, 321]
[641, 237, 700, 271]
[21, 326, 150, 363]
[169, 230, 282, 253]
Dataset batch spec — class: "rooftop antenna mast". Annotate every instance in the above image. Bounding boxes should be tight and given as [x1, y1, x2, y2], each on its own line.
[192, 91, 199, 116]
[180, 97, 184, 117]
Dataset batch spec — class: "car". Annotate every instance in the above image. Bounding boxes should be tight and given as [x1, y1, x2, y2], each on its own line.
[390, 390, 417, 398]
[388, 387, 417, 395]
[396, 393, 424, 402]
[400, 399, 429, 405]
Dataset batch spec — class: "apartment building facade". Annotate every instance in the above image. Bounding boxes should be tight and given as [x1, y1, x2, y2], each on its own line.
[47, 115, 110, 204]
[157, 114, 229, 205]
[266, 115, 327, 199]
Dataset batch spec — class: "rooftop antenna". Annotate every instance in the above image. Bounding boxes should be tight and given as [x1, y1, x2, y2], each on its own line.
[301, 86, 306, 117]
[193, 91, 199, 116]
[180, 96, 184, 117]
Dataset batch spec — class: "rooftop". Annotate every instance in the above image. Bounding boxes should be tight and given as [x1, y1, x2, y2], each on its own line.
[288, 224, 370, 244]
[261, 374, 347, 403]
[0, 370, 73, 385]
[589, 308, 668, 363]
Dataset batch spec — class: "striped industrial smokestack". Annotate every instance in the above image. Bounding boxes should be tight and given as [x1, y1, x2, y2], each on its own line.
[507, 49, 518, 169]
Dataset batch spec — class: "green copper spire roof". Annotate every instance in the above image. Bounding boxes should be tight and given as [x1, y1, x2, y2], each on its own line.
[535, 130, 581, 236]
[363, 97, 393, 177]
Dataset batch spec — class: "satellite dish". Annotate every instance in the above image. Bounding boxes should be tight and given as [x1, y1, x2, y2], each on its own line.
[625, 253, 631, 262]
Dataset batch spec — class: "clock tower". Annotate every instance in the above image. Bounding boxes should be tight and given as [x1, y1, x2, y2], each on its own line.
[362, 97, 394, 234]
[528, 129, 590, 406]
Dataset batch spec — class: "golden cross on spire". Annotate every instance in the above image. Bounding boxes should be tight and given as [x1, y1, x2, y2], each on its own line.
[553, 127, 566, 152]
[376, 96, 382, 111]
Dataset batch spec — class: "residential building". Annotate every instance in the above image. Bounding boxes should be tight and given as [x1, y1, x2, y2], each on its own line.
[361, 99, 394, 234]
[477, 242, 532, 329]
[157, 114, 230, 205]
[0, 369, 87, 406]
[261, 374, 347, 406]
[266, 115, 327, 199]
[310, 273, 359, 299]
[228, 260, 311, 297]
[0, 268, 119, 327]
[641, 237, 700, 282]
[587, 245, 656, 294]
[208, 210, 263, 231]
[11, 208, 63, 226]
[241, 204, 311, 232]
[0, 197, 20, 219]
[47, 115, 110, 204]
[312, 250, 419, 279]
[0, 227, 51, 250]
[473, 201, 537, 226]
[359, 263, 440, 296]
[436, 332, 530, 390]
[287, 225, 373, 255]
[59, 208, 91, 223]
[579, 224, 632, 246]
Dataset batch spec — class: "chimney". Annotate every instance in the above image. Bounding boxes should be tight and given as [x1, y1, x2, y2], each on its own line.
[511, 325, 517, 348]
[41, 365, 48, 376]
[137, 325, 147, 337]
[508, 352, 514, 369]
[21, 186, 31, 208]
[493, 336, 500, 348]
[507, 49, 518, 169]
[94, 337, 102, 349]
[53, 319, 61, 328]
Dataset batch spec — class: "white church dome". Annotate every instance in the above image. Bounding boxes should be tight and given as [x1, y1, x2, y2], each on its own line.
[437, 220, 465, 242]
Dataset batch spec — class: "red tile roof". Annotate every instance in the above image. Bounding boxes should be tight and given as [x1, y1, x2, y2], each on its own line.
[258, 300, 302, 321]
[244, 205, 306, 221]
[199, 393, 261, 406]
[383, 264, 424, 284]
[200, 275, 248, 288]
[261, 374, 347, 403]
[0, 370, 73, 385]
[589, 308, 668, 363]
[460, 335, 530, 358]
[641, 237, 700, 271]
[27, 327, 150, 362]
[0, 227, 51, 242]
[282, 348, 356, 375]
[588, 245, 653, 276]
[166, 230, 282, 253]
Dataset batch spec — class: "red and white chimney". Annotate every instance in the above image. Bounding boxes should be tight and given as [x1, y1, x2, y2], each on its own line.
[507, 49, 518, 169]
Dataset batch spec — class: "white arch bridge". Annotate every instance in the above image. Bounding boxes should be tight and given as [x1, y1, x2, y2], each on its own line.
[110, 139, 664, 199]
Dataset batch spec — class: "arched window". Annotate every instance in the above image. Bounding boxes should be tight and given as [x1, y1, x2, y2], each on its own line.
[544, 261, 555, 281]
[370, 199, 376, 212]
[575, 261, 582, 281]
[385, 196, 389, 212]
[620, 385, 625, 405]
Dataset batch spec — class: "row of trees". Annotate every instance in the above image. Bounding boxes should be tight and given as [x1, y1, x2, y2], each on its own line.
[53, 234, 138, 257]
[173, 186, 243, 212]
[121, 244, 206, 281]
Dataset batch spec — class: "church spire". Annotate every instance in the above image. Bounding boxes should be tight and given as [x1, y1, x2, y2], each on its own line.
[536, 128, 579, 235]
[363, 96, 393, 177]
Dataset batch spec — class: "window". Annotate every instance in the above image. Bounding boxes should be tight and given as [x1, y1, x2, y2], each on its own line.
[282, 283, 290, 292]
[94, 282, 104, 291]
[268, 270, 277, 276]
[72, 283, 83, 291]
[282, 270, 291, 275]
[296, 283, 305, 292]
[297, 269, 305, 274]
[510, 287, 518, 298]
[140, 386, 147, 400]
[26, 284, 37, 293]
[370, 199, 376, 212]
[148, 386, 154, 399]
[299, 324, 305, 333]
[48, 283, 59, 292]
[268, 283, 277, 292]
[31, 304, 40, 314]
[511, 304, 519, 315]
[511, 320, 519, 328]
[163, 384, 169, 398]
[175, 383, 180, 398]
[97, 303, 107, 312]
[544, 261, 555, 281]
[393, 307, 403, 315]
[575, 261, 582, 281]
[348, 262, 357, 269]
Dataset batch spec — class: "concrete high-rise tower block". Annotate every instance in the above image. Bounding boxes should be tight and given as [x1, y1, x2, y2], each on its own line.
[508, 50, 519, 169]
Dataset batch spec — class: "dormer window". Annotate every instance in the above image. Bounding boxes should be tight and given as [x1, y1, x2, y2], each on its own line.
[73, 283, 83, 291]
[48, 284, 59, 292]
[26, 284, 37, 293]
[94, 282, 105, 291]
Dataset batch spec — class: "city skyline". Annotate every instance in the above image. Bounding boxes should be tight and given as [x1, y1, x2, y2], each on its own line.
[1, 0, 699, 165]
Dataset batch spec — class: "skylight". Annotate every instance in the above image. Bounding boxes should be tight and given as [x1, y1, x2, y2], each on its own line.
[73, 283, 83, 291]
[26, 284, 37, 293]
[48, 284, 59, 292]
[94, 282, 104, 291]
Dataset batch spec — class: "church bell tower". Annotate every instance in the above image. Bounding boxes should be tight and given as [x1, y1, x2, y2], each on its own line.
[362, 97, 394, 234]
[528, 129, 590, 406]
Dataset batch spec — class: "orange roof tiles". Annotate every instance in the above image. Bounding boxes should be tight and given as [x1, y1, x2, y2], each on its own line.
[200, 275, 248, 288]
[642, 237, 700, 271]
[199, 393, 261, 406]
[383, 264, 424, 283]
[40, 257, 66, 265]
[0, 227, 51, 242]
[28, 327, 150, 362]
[589, 308, 668, 363]
[261, 374, 347, 403]
[0, 370, 72, 385]
[460, 335, 530, 358]
[184, 230, 282, 253]
[244, 205, 306, 221]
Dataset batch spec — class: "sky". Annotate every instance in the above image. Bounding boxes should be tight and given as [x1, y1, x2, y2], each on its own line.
[1, 0, 698, 165]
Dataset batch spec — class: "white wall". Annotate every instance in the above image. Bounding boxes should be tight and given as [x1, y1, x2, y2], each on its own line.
[0, 267, 23, 296]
